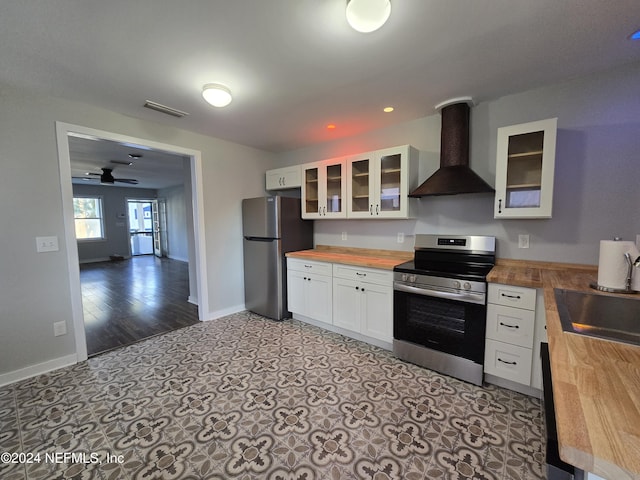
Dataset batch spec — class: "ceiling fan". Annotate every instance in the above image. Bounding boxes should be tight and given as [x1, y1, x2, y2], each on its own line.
[73, 167, 139, 185]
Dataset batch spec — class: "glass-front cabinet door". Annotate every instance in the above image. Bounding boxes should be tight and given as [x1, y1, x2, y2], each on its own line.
[377, 150, 402, 214]
[301, 159, 346, 219]
[347, 145, 415, 219]
[347, 154, 372, 218]
[494, 118, 557, 218]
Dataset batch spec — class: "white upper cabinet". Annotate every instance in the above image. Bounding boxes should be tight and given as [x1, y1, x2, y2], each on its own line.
[347, 145, 418, 219]
[494, 118, 557, 219]
[301, 158, 347, 219]
[266, 165, 301, 190]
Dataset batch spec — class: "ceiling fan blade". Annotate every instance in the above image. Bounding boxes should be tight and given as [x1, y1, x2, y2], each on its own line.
[115, 178, 139, 184]
[72, 176, 98, 181]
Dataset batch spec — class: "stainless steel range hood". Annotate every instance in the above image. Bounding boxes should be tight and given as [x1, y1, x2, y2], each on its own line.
[409, 98, 494, 197]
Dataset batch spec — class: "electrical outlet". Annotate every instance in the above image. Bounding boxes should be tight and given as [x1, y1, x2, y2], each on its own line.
[341, 231, 347, 241]
[397, 232, 405, 243]
[518, 234, 530, 249]
[36, 236, 59, 253]
[53, 321, 67, 337]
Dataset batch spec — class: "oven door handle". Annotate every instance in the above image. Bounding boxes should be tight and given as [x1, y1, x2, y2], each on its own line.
[394, 282, 485, 305]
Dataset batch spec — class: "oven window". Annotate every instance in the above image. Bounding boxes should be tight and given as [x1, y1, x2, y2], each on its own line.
[407, 297, 466, 336]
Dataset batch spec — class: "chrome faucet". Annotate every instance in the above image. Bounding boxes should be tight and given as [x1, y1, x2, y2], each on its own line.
[624, 252, 640, 291]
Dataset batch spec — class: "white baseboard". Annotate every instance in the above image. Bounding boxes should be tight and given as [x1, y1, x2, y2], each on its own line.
[167, 255, 188, 262]
[0, 354, 78, 387]
[188, 295, 198, 305]
[204, 304, 246, 321]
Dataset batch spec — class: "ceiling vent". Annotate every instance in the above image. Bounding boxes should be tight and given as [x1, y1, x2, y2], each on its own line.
[144, 100, 189, 118]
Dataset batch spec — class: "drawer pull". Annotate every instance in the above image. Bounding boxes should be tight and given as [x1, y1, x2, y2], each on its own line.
[501, 293, 521, 299]
[499, 322, 520, 329]
[498, 358, 517, 365]
[304, 264, 312, 268]
[356, 272, 367, 277]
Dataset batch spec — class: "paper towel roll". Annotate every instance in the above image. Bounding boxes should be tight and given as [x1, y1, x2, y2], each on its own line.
[597, 240, 638, 290]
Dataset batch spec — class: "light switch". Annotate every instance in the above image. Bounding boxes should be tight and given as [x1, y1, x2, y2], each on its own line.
[36, 236, 59, 253]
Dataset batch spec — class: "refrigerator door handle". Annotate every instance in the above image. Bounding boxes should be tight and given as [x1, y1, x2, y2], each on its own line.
[244, 236, 277, 242]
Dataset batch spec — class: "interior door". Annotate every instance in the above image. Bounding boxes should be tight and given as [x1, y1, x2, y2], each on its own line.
[152, 199, 163, 257]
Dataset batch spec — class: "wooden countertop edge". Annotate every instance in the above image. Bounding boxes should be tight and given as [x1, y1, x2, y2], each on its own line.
[495, 261, 640, 479]
[285, 245, 413, 270]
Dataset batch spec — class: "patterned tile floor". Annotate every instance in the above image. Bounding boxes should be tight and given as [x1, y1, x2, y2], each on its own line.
[1, 311, 546, 480]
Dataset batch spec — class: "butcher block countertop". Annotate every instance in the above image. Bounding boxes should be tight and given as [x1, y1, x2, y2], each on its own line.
[285, 245, 413, 270]
[489, 259, 640, 480]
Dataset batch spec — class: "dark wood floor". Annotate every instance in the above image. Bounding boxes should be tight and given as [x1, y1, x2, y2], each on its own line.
[80, 256, 199, 357]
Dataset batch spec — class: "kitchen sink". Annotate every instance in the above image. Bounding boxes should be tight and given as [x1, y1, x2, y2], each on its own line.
[554, 289, 640, 346]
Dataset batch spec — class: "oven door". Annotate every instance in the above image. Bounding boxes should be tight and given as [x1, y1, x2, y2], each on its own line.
[393, 284, 487, 364]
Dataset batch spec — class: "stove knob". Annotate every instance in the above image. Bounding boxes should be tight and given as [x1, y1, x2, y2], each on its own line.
[401, 273, 408, 282]
[463, 282, 472, 291]
[409, 275, 417, 283]
[452, 280, 461, 289]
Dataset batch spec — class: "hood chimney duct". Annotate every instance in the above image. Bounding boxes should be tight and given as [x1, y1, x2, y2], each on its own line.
[409, 98, 494, 197]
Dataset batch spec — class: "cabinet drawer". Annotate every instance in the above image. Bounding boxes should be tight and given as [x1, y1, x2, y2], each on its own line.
[287, 258, 332, 276]
[484, 339, 532, 386]
[488, 283, 536, 310]
[485, 304, 535, 348]
[332, 264, 392, 285]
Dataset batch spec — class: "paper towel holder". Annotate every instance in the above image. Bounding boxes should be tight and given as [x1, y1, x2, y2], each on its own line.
[590, 252, 639, 294]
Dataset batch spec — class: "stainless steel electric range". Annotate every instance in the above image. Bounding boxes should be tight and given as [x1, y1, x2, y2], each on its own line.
[393, 234, 496, 385]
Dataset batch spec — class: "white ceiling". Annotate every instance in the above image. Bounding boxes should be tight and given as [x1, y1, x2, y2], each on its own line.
[2, 0, 640, 187]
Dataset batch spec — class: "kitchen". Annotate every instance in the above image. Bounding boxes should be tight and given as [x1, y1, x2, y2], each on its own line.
[1, 2, 639, 479]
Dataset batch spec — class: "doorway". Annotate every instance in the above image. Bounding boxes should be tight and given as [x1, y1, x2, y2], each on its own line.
[56, 122, 209, 362]
[127, 199, 162, 257]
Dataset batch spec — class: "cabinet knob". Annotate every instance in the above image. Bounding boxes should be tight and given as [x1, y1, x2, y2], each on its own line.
[355, 286, 359, 290]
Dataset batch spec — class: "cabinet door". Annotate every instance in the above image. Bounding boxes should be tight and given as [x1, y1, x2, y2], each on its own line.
[494, 118, 557, 218]
[302, 164, 321, 218]
[287, 269, 307, 315]
[375, 146, 405, 217]
[307, 273, 333, 325]
[361, 282, 393, 342]
[324, 161, 346, 218]
[266, 166, 301, 190]
[347, 153, 374, 218]
[333, 277, 362, 332]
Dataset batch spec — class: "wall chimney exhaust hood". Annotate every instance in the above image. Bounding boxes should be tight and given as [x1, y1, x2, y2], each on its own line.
[409, 97, 494, 197]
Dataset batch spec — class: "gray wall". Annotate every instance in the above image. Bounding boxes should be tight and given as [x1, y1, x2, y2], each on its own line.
[159, 184, 189, 262]
[277, 62, 640, 264]
[0, 83, 274, 380]
[73, 184, 158, 262]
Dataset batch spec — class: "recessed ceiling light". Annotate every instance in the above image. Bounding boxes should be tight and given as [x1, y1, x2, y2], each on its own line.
[326, 124, 337, 130]
[630, 29, 640, 40]
[383, 106, 394, 113]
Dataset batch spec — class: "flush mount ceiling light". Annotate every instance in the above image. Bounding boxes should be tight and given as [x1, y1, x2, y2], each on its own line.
[346, 0, 391, 33]
[202, 83, 232, 107]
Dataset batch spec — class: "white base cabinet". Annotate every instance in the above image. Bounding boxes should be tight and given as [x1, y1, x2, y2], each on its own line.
[287, 258, 394, 349]
[332, 265, 393, 344]
[287, 259, 332, 326]
[484, 283, 547, 396]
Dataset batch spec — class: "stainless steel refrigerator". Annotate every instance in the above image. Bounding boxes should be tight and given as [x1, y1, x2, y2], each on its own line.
[242, 196, 313, 320]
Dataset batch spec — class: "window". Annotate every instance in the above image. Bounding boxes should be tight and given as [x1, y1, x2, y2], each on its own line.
[73, 196, 105, 240]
